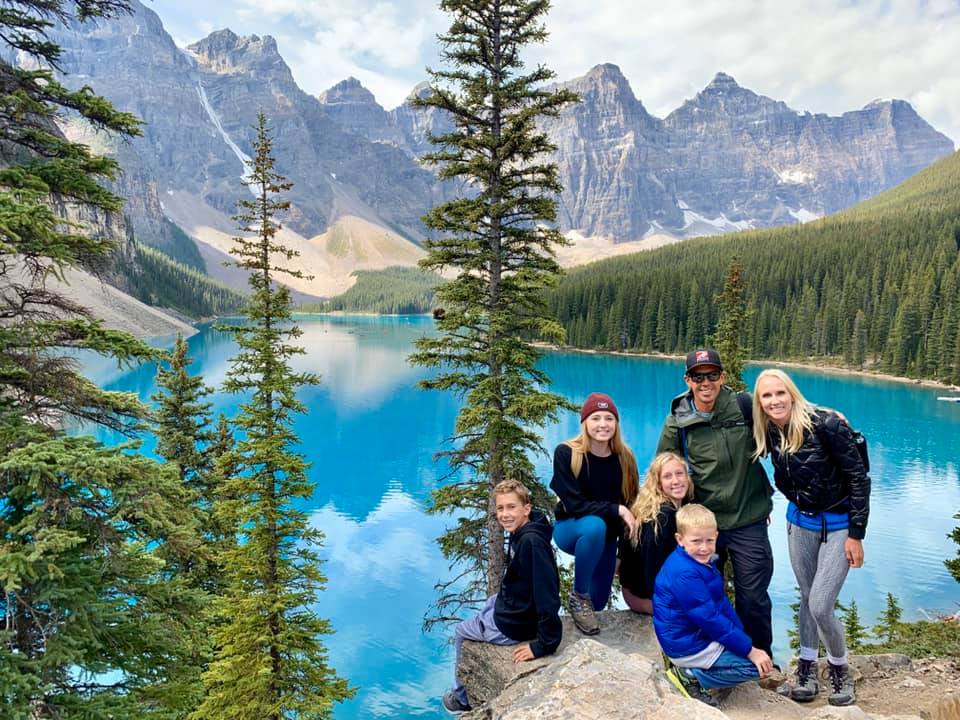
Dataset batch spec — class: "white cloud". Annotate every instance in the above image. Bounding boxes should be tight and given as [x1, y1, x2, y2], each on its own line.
[156, 0, 960, 142]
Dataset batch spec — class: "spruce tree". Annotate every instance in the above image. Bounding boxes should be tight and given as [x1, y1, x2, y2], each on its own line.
[947, 512, 960, 583]
[152, 335, 215, 491]
[2, 3, 206, 716]
[712, 256, 749, 391]
[410, 0, 577, 617]
[193, 113, 351, 720]
[873, 592, 903, 644]
[840, 600, 868, 651]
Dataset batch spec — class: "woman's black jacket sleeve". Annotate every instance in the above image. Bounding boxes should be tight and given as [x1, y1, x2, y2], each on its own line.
[818, 412, 871, 540]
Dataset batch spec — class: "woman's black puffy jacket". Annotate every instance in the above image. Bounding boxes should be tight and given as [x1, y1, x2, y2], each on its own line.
[766, 410, 870, 539]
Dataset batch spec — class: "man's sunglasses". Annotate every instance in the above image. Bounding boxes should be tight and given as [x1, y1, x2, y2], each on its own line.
[687, 370, 722, 383]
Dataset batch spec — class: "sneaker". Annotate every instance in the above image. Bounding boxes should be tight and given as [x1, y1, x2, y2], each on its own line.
[790, 658, 820, 702]
[567, 590, 600, 635]
[664, 665, 719, 708]
[827, 662, 856, 706]
[442, 689, 471, 713]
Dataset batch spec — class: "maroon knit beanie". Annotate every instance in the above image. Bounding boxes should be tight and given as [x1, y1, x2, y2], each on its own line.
[580, 392, 619, 423]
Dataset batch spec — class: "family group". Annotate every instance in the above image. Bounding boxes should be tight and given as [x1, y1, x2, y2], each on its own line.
[442, 348, 871, 713]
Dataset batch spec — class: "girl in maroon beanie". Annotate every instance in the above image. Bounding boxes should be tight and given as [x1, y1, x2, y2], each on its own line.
[551, 392, 639, 635]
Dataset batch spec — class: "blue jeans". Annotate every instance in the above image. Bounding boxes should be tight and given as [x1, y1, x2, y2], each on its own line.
[686, 649, 760, 689]
[450, 595, 517, 706]
[553, 515, 617, 610]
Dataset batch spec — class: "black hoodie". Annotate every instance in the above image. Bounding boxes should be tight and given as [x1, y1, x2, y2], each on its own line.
[493, 510, 562, 657]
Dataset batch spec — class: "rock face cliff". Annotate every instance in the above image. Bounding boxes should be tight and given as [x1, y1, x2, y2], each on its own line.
[39, 1, 955, 270]
[42, 2, 442, 296]
[315, 67, 955, 243]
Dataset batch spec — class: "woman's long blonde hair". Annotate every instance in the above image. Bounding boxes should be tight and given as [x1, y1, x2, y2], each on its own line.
[565, 419, 639, 507]
[752, 368, 815, 457]
[629, 452, 695, 543]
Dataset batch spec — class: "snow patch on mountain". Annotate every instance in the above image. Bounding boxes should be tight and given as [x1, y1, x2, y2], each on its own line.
[195, 81, 255, 195]
[775, 167, 814, 184]
[788, 207, 821, 223]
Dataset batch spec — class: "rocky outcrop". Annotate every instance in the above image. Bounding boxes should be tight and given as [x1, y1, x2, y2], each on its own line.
[458, 610, 661, 707]
[457, 611, 960, 720]
[463, 638, 724, 720]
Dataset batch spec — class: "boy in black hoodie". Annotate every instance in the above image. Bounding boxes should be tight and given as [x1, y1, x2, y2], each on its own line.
[442, 480, 562, 713]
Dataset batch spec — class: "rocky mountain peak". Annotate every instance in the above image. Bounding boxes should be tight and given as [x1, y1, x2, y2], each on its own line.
[188, 30, 287, 78]
[574, 63, 635, 96]
[704, 71, 741, 92]
[318, 77, 380, 109]
[404, 81, 432, 105]
[667, 71, 792, 125]
[560, 62, 654, 124]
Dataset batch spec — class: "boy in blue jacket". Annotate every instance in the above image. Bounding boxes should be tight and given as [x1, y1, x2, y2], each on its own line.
[653, 504, 772, 705]
[442, 480, 562, 713]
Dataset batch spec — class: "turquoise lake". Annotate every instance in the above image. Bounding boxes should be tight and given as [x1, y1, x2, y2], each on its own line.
[85, 314, 960, 720]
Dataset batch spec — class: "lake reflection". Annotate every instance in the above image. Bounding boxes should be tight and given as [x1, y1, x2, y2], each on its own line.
[87, 315, 960, 720]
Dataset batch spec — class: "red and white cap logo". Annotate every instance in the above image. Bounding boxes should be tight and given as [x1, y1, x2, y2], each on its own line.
[696, 350, 711, 363]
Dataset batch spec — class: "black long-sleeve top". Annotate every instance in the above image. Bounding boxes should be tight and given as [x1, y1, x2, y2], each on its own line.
[618, 504, 679, 599]
[550, 443, 624, 541]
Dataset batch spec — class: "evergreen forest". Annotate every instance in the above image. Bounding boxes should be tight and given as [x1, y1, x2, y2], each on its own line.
[113, 240, 246, 318]
[298, 266, 441, 315]
[547, 149, 960, 384]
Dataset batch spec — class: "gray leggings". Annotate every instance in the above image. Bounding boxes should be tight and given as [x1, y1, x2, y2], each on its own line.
[788, 523, 850, 662]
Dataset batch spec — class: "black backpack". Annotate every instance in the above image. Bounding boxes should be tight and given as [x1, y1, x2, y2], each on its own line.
[814, 410, 870, 473]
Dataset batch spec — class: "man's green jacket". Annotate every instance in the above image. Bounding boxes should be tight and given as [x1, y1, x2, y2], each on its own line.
[657, 385, 772, 530]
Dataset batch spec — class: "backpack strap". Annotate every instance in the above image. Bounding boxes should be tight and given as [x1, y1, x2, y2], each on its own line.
[679, 426, 693, 477]
[736, 391, 753, 428]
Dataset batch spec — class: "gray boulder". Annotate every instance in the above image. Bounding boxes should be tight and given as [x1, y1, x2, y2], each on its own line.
[462, 638, 726, 720]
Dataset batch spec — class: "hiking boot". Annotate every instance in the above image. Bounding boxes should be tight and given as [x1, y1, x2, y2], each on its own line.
[827, 662, 856, 706]
[790, 658, 820, 702]
[442, 689, 471, 713]
[665, 665, 719, 708]
[567, 590, 600, 635]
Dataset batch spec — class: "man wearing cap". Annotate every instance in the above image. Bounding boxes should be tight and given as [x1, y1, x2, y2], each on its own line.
[656, 349, 774, 658]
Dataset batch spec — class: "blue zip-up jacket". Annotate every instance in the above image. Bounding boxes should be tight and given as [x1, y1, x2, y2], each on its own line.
[652, 545, 753, 660]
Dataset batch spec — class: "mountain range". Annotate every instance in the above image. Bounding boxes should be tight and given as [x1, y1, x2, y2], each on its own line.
[32, 0, 955, 298]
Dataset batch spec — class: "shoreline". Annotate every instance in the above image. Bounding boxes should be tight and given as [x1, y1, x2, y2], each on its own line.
[532, 342, 960, 393]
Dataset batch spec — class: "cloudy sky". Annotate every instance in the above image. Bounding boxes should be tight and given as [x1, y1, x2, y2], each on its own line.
[155, 0, 960, 144]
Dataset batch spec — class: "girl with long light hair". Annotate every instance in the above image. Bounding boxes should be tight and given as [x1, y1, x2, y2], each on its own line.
[551, 392, 639, 635]
[619, 451, 695, 614]
[752, 369, 870, 707]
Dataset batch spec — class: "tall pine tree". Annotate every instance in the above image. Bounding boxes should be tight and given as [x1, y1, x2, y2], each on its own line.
[2, 3, 206, 716]
[410, 0, 577, 620]
[193, 113, 351, 720]
[712, 256, 750, 391]
[152, 334, 214, 491]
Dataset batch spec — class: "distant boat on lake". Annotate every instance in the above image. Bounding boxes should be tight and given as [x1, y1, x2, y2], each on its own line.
[937, 396, 960, 403]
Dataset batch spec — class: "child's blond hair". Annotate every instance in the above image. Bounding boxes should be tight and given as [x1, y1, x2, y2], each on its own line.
[493, 479, 531, 506]
[675, 504, 718, 535]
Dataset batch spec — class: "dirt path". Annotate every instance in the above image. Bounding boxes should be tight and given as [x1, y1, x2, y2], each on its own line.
[721, 656, 960, 720]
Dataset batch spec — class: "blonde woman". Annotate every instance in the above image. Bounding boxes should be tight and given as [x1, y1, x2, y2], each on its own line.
[753, 369, 870, 707]
[551, 392, 639, 635]
[619, 452, 695, 614]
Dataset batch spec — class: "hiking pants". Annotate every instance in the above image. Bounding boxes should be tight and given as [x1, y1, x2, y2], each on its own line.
[717, 520, 774, 657]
